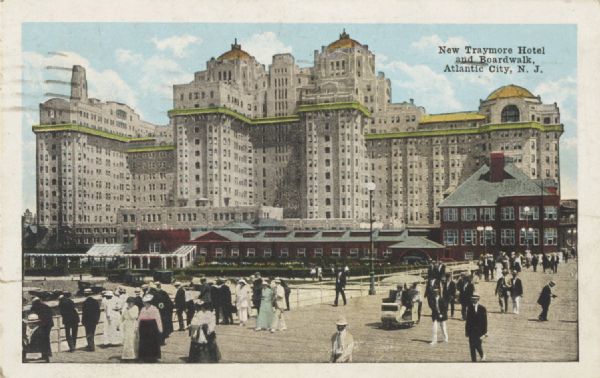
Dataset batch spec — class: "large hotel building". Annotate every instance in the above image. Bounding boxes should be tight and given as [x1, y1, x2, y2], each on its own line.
[33, 31, 563, 247]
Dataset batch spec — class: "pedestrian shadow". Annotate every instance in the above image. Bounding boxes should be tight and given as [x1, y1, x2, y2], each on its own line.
[365, 322, 382, 329]
[411, 338, 431, 344]
[527, 318, 541, 322]
[559, 320, 577, 323]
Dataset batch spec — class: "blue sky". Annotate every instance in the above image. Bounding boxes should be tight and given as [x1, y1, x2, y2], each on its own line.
[20, 23, 577, 211]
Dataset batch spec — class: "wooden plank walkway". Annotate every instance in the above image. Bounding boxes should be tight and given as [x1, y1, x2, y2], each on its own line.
[52, 260, 577, 363]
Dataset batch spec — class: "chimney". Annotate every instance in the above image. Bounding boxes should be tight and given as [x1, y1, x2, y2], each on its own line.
[70, 65, 88, 102]
[490, 152, 505, 182]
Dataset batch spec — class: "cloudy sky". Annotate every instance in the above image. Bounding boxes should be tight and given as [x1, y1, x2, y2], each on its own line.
[19, 23, 577, 212]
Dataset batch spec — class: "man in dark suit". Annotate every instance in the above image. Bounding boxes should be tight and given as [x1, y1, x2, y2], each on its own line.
[435, 261, 446, 281]
[23, 314, 49, 362]
[465, 294, 487, 362]
[426, 259, 436, 281]
[510, 271, 524, 314]
[252, 274, 263, 315]
[442, 272, 457, 318]
[537, 280, 557, 321]
[531, 254, 539, 272]
[424, 278, 439, 304]
[495, 269, 510, 313]
[429, 288, 449, 344]
[334, 267, 347, 306]
[542, 253, 549, 273]
[81, 289, 100, 351]
[458, 274, 474, 320]
[174, 282, 186, 331]
[30, 297, 53, 359]
[216, 278, 233, 324]
[58, 291, 80, 352]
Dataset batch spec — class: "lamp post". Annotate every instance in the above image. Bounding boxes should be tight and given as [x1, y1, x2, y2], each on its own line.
[523, 206, 530, 253]
[367, 182, 376, 295]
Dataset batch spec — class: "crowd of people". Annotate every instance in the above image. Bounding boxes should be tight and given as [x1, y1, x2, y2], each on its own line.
[22, 253, 569, 363]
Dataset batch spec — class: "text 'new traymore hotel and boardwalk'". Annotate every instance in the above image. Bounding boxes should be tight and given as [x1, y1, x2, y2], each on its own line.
[31, 31, 565, 261]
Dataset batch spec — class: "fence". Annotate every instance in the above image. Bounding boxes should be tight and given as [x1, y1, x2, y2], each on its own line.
[43, 261, 474, 353]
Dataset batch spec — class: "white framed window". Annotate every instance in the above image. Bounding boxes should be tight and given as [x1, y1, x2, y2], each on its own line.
[462, 229, 477, 246]
[544, 206, 558, 220]
[479, 230, 496, 245]
[443, 208, 458, 222]
[383, 249, 392, 258]
[314, 248, 323, 257]
[280, 248, 289, 258]
[350, 248, 359, 258]
[149, 242, 161, 253]
[519, 229, 539, 246]
[331, 248, 341, 257]
[480, 207, 496, 221]
[464, 251, 474, 261]
[263, 248, 272, 258]
[544, 228, 558, 245]
[519, 206, 539, 220]
[501, 229, 515, 246]
[214, 248, 224, 258]
[231, 248, 239, 257]
[461, 208, 477, 221]
[443, 229, 459, 246]
[501, 206, 515, 221]
[246, 248, 255, 257]
[296, 248, 306, 257]
[199, 248, 207, 256]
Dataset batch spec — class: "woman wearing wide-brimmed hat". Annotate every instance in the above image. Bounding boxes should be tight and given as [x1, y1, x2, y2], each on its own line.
[188, 299, 221, 363]
[137, 294, 162, 362]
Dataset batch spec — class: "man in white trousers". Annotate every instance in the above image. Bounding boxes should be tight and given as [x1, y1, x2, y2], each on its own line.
[270, 278, 287, 332]
[510, 270, 524, 314]
[429, 288, 449, 345]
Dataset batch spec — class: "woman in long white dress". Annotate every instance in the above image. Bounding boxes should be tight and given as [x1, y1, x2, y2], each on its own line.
[120, 297, 139, 361]
[236, 279, 250, 326]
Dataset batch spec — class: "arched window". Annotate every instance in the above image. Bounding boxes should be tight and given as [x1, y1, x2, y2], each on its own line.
[501, 105, 520, 122]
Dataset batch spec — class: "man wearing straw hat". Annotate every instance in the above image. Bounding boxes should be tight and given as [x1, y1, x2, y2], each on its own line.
[22, 313, 49, 362]
[537, 280, 557, 321]
[465, 294, 487, 362]
[330, 317, 354, 363]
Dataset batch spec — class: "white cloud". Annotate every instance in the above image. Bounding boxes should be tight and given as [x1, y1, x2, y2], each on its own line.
[116, 48, 142, 64]
[378, 54, 462, 111]
[22, 51, 139, 110]
[534, 76, 577, 126]
[411, 34, 469, 51]
[139, 55, 191, 99]
[151, 34, 200, 58]
[240, 32, 293, 66]
[561, 136, 577, 151]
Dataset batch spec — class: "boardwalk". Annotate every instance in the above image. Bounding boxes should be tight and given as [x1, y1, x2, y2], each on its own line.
[51, 260, 577, 363]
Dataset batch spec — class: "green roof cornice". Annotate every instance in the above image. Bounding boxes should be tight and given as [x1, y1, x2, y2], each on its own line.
[365, 122, 563, 140]
[167, 102, 372, 124]
[32, 124, 155, 143]
[127, 145, 176, 153]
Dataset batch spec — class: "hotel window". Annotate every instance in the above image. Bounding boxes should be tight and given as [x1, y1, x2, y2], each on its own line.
[520, 229, 539, 246]
[544, 228, 558, 245]
[443, 208, 458, 222]
[149, 242, 161, 253]
[331, 248, 341, 257]
[280, 248, 289, 258]
[350, 248, 359, 258]
[544, 206, 558, 220]
[461, 208, 477, 221]
[479, 230, 496, 246]
[263, 248, 272, 258]
[214, 248, 224, 258]
[231, 248, 239, 257]
[501, 229, 515, 246]
[501, 206, 515, 221]
[480, 208, 496, 221]
[519, 206, 539, 220]
[296, 248, 306, 257]
[314, 248, 323, 257]
[443, 229, 459, 246]
[246, 248, 255, 257]
[462, 229, 477, 246]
